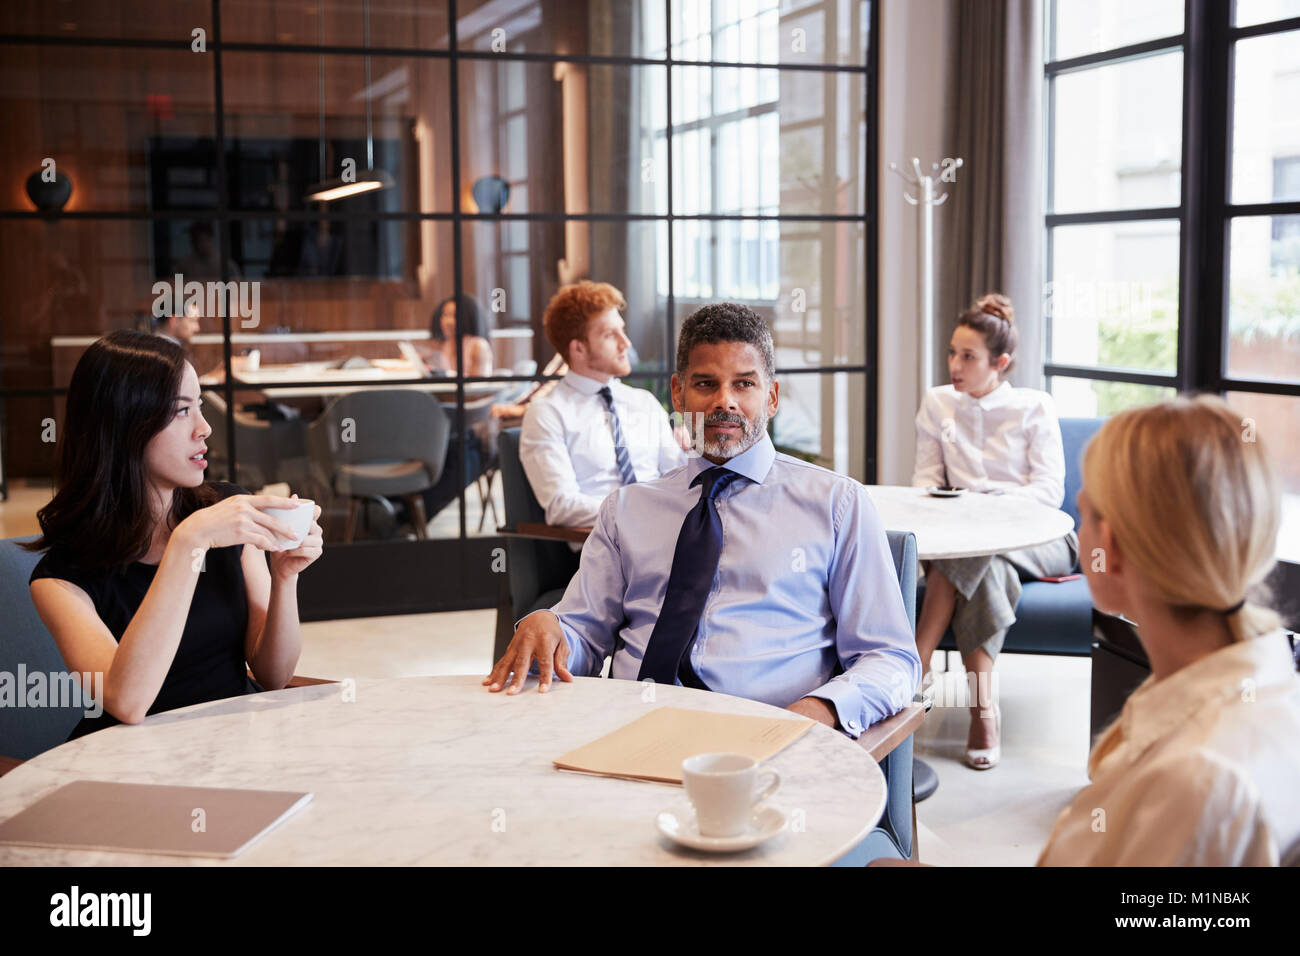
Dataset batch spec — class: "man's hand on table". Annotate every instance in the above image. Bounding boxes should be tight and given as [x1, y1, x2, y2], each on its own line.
[485, 621, 840, 728]
[483, 610, 573, 694]
[787, 696, 838, 729]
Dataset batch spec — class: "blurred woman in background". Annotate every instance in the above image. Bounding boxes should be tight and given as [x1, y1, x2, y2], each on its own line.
[424, 293, 493, 378]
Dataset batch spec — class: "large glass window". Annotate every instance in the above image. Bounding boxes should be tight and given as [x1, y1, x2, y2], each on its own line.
[1044, 0, 1300, 543]
[1044, 1, 1184, 417]
[0, 0, 876, 614]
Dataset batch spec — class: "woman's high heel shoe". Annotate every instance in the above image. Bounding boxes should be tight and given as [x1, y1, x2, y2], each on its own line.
[965, 701, 1000, 770]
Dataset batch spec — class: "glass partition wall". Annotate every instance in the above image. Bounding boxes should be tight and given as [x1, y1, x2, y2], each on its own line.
[0, 0, 877, 617]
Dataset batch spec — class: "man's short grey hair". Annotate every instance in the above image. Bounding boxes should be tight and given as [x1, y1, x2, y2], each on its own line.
[675, 303, 776, 380]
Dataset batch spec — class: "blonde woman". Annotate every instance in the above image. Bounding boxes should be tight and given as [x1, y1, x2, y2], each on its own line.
[912, 293, 1078, 769]
[1038, 395, 1299, 866]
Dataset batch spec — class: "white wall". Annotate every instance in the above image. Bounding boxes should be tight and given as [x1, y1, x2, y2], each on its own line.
[876, 0, 956, 484]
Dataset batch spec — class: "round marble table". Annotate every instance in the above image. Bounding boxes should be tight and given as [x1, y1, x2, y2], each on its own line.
[863, 485, 1075, 560]
[0, 676, 887, 866]
[864, 486, 1075, 802]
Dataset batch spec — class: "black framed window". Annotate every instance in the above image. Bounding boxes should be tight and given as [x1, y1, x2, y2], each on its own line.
[0, 0, 878, 616]
[1043, 1, 1299, 521]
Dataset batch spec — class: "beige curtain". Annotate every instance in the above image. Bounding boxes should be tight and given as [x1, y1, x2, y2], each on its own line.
[938, 0, 1044, 388]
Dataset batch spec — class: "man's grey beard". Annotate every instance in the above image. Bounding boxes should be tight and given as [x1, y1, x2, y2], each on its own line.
[695, 407, 770, 460]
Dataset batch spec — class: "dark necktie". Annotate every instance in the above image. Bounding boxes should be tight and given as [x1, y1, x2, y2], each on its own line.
[598, 386, 637, 486]
[637, 466, 744, 689]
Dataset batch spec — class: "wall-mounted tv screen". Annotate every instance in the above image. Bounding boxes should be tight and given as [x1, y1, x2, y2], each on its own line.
[148, 128, 415, 282]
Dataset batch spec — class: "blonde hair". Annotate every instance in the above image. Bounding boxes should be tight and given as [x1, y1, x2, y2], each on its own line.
[1081, 394, 1282, 643]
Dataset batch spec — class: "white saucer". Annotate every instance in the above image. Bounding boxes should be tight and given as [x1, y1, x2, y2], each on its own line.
[926, 485, 966, 497]
[655, 801, 787, 852]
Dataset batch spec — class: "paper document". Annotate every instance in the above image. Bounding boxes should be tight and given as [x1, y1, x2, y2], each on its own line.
[554, 706, 814, 784]
[0, 780, 313, 858]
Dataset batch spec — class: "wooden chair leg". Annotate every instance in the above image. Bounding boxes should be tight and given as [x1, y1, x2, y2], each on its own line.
[344, 497, 361, 544]
[407, 494, 428, 540]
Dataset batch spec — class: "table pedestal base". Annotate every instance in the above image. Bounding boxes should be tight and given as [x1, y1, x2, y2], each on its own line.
[914, 759, 939, 802]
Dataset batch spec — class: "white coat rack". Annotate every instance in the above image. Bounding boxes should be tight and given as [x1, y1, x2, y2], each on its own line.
[889, 157, 962, 402]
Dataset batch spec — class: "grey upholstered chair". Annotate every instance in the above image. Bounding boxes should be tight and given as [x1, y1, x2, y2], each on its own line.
[305, 389, 451, 543]
[0, 536, 85, 762]
[832, 529, 919, 864]
[202, 390, 307, 492]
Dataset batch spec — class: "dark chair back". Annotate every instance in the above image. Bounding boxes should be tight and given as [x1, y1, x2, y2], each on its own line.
[0, 536, 84, 759]
[1059, 417, 1106, 529]
[877, 530, 918, 859]
[498, 429, 582, 617]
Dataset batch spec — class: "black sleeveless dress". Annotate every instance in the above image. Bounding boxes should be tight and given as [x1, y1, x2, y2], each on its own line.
[29, 482, 262, 740]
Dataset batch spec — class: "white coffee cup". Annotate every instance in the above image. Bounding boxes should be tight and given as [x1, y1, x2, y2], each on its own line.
[261, 499, 315, 550]
[681, 752, 780, 838]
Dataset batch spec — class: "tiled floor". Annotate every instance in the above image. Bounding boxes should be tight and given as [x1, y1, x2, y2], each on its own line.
[3, 477, 1093, 865]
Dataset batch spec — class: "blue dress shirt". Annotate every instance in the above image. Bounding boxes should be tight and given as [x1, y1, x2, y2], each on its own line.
[548, 431, 921, 738]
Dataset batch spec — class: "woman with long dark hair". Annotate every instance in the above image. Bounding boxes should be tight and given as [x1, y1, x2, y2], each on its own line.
[422, 293, 494, 377]
[27, 330, 323, 738]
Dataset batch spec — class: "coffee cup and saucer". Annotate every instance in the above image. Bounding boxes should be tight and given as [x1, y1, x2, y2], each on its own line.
[656, 753, 787, 852]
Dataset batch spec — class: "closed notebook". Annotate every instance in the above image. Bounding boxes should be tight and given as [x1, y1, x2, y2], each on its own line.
[554, 706, 814, 784]
[0, 780, 312, 858]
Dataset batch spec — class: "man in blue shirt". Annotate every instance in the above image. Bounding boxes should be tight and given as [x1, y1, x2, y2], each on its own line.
[484, 303, 919, 737]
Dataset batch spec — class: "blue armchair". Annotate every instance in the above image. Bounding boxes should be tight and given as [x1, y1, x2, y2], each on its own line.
[0, 536, 84, 762]
[931, 417, 1105, 657]
[833, 529, 922, 864]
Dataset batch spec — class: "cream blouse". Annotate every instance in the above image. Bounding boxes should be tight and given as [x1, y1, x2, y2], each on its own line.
[912, 382, 1066, 509]
[1037, 632, 1300, 866]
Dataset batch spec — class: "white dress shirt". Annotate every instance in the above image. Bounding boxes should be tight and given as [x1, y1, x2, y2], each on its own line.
[1037, 632, 1300, 866]
[519, 371, 687, 528]
[912, 381, 1066, 509]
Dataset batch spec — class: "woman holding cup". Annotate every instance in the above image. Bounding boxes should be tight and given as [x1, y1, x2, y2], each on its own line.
[27, 330, 323, 739]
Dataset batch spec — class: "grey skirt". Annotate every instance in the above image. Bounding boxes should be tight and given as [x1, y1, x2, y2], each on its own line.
[925, 532, 1079, 661]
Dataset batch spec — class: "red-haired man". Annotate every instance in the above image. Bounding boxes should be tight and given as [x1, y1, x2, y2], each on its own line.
[520, 281, 686, 531]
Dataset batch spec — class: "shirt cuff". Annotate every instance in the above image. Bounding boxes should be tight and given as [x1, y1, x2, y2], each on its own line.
[804, 680, 868, 739]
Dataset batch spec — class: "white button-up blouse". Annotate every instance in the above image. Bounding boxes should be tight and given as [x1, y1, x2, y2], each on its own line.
[911, 382, 1067, 509]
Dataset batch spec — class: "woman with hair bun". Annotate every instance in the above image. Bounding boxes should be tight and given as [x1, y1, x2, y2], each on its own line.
[912, 292, 1078, 769]
[1038, 394, 1299, 865]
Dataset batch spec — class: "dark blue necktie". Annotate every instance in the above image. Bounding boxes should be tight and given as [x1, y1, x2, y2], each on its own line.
[598, 386, 637, 486]
[638, 466, 744, 689]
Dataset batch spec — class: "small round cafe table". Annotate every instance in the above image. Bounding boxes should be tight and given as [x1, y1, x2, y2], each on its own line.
[863, 486, 1076, 800]
[0, 676, 886, 866]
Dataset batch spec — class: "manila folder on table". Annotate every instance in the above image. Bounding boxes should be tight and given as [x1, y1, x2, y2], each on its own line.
[0, 780, 313, 858]
[554, 706, 814, 784]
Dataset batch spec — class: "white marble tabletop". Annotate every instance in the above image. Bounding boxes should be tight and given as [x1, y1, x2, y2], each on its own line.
[864, 485, 1076, 560]
[0, 676, 887, 866]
